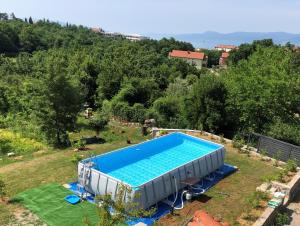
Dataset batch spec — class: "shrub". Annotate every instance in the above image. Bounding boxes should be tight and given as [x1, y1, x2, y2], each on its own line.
[71, 154, 83, 164]
[260, 148, 268, 157]
[111, 101, 132, 121]
[232, 135, 245, 151]
[246, 191, 269, 209]
[0, 175, 6, 199]
[273, 150, 282, 167]
[89, 113, 108, 136]
[131, 103, 146, 123]
[73, 139, 86, 149]
[285, 159, 298, 173]
[0, 129, 44, 155]
[277, 170, 288, 183]
[274, 212, 289, 226]
[219, 134, 226, 144]
[85, 185, 155, 226]
[261, 174, 278, 183]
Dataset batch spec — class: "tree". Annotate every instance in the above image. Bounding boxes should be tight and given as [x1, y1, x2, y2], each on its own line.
[185, 75, 227, 132]
[0, 175, 5, 200]
[28, 16, 33, 24]
[9, 13, 16, 20]
[0, 85, 9, 114]
[32, 60, 83, 147]
[89, 112, 108, 136]
[0, 32, 17, 53]
[229, 39, 274, 65]
[19, 26, 42, 52]
[225, 46, 300, 136]
[0, 13, 8, 21]
[84, 185, 155, 226]
[203, 49, 222, 67]
[150, 95, 187, 128]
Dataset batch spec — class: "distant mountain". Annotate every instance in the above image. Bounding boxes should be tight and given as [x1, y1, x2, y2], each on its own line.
[146, 31, 300, 49]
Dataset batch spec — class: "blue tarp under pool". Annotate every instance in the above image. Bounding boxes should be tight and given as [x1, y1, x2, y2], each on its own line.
[68, 163, 237, 226]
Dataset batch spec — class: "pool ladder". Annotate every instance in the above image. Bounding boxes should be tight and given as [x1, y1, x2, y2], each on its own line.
[78, 155, 95, 194]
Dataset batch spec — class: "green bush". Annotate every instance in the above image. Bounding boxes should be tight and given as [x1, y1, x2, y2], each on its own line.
[232, 135, 245, 151]
[261, 174, 278, 183]
[89, 113, 108, 135]
[73, 139, 86, 149]
[246, 191, 269, 209]
[71, 154, 84, 164]
[0, 129, 44, 155]
[285, 159, 298, 172]
[131, 103, 146, 123]
[274, 212, 289, 226]
[111, 101, 132, 121]
[0, 175, 6, 198]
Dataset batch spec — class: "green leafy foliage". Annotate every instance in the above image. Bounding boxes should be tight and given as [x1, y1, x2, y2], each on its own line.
[87, 185, 155, 226]
[274, 212, 289, 226]
[246, 191, 269, 209]
[0, 14, 300, 149]
[70, 154, 84, 164]
[0, 129, 44, 155]
[89, 112, 108, 135]
[285, 159, 298, 173]
[0, 175, 6, 198]
[73, 139, 86, 150]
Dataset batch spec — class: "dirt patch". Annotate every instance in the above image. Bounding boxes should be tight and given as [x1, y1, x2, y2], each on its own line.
[158, 197, 211, 226]
[5, 205, 46, 226]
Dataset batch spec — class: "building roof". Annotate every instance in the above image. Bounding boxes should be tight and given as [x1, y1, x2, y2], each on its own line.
[91, 27, 104, 33]
[215, 44, 237, 49]
[221, 52, 230, 58]
[169, 50, 205, 60]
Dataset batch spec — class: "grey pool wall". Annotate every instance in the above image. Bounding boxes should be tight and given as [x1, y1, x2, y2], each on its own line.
[78, 133, 225, 209]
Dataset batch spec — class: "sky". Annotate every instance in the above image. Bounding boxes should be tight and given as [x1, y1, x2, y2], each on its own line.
[1, 0, 300, 34]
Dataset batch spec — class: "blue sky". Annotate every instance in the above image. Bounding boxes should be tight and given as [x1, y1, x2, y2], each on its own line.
[1, 0, 300, 34]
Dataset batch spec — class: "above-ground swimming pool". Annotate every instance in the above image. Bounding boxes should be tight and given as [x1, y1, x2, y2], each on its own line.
[78, 132, 225, 209]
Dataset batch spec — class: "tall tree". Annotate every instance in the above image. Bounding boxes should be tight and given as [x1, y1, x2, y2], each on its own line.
[28, 16, 33, 24]
[185, 76, 227, 132]
[32, 60, 83, 147]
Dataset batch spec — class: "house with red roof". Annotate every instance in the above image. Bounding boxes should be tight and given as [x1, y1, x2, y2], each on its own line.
[169, 50, 207, 69]
[219, 52, 230, 67]
[215, 44, 237, 52]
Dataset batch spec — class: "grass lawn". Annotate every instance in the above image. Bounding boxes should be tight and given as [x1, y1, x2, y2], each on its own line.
[13, 183, 99, 226]
[0, 124, 279, 226]
[0, 121, 147, 225]
[157, 134, 279, 226]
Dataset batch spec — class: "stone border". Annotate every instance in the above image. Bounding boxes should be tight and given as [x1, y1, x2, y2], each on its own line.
[152, 128, 289, 167]
[151, 128, 300, 226]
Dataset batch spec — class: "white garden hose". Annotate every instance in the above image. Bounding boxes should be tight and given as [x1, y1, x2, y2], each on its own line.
[174, 190, 188, 210]
[172, 176, 188, 210]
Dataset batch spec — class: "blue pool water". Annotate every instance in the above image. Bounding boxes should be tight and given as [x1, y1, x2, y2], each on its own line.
[90, 132, 223, 187]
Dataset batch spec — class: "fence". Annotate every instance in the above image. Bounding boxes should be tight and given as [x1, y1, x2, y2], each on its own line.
[253, 133, 300, 165]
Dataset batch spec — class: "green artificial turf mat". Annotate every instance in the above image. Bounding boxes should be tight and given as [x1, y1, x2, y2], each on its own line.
[14, 183, 99, 226]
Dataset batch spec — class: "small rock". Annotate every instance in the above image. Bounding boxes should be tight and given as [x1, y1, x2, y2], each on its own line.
[14, 156, 23, 160]
[262, 156, 271, 161]
[7, 152, 15, 157]
[257, 183, 271, 192]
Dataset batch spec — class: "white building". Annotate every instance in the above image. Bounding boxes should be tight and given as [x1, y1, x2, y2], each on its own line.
[215, 44, 237, 52]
